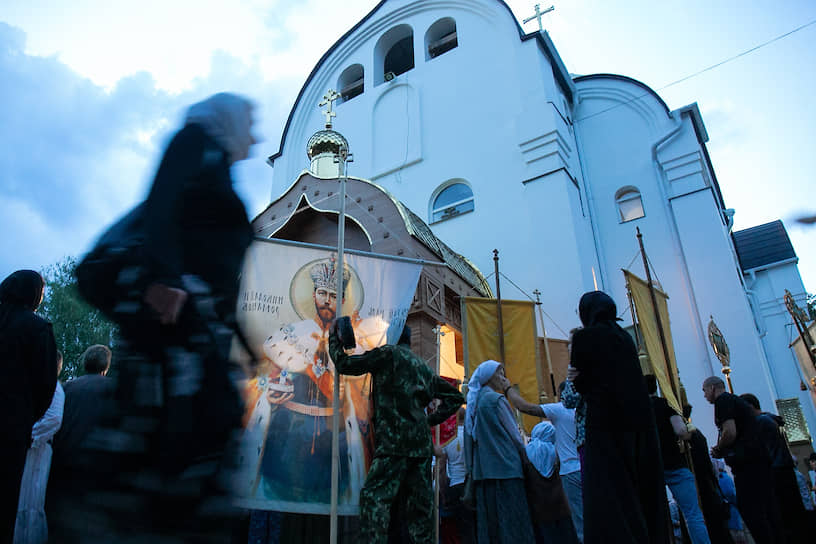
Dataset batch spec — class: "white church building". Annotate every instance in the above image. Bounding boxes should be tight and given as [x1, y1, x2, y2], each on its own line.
[264, 0, 813, 446]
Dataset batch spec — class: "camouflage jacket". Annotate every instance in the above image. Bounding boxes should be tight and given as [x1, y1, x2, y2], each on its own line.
[329, 332, 464, 458]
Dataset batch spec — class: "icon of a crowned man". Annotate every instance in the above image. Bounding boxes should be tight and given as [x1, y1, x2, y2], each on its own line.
[240, 257, 387, 507]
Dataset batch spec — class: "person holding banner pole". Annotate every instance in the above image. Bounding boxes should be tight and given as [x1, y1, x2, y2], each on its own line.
[465, 360, 535, 544]
[329, 322, 464, 544]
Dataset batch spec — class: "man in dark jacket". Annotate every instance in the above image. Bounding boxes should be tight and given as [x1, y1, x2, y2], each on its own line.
[740, 392, 807, 543]
[329, 323, 463, 544]
[704, 377, 784, 544]
[52, 345, 115, 472]
[645, 375, 710, 544]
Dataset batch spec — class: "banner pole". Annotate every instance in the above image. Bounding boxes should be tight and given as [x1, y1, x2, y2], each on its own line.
[330, 153, 350, 544]
[636, 227, 678, 401]
[533, 289, 554, 400]
[493, 250, 506, 363]
[433, 325, 445, 544]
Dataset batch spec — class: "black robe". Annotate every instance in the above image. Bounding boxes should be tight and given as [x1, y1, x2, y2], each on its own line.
[688, 429, 735, 544]
[570, 291, 669, 544]
[0, 305, 58, 542]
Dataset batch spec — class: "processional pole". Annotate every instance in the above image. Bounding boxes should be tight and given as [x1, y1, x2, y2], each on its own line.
[432, 325, 445, 544]
[784, 289, 816, 369]
[325, 88, 349, 544]
[636, 227, 679, 401]
[493, 250, 506, 363]
[635, 229, 686, 544]
[533, 289, 556, 400]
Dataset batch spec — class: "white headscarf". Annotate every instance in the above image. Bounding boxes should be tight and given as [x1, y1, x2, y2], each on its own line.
[185, 93, 256, 164]
[465, 360, 501, 434]
[526, 421, 558, 478]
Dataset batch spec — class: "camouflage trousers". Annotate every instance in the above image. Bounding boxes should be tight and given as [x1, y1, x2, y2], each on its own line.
[359, 455, 433, 544]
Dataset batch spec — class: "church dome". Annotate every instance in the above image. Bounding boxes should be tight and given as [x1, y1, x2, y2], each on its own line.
[306, 129, 349, 160]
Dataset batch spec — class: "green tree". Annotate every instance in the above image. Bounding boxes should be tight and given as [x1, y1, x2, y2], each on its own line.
[38, 256, 117, 380]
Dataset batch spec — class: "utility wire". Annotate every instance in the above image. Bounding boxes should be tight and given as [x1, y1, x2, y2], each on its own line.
[498, 272, 570, 337]
[574, 18, 816, 124]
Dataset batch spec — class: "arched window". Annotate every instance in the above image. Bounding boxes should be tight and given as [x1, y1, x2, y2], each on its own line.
[338, 64, 364, 103]
[616, 187, 645, 222]
[374, 25, 414, 85]
[425, 17, 457, 60]
[431, 182, 474, 222]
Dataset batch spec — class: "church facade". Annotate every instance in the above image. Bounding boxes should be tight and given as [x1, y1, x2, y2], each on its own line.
[263, 0, 813, 445]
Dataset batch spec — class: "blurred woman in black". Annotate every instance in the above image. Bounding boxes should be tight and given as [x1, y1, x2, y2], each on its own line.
[53, 93, 259, 540]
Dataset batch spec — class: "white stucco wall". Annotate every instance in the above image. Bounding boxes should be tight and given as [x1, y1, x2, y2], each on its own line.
[269, 0, 595, 335]
[745, 262, 816, 441]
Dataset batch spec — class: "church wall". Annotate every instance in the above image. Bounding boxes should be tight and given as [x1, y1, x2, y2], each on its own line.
[744, 262, 816, 439]
[658, 117, 713, 201]
[573, 77, 760, 442]
[671, 189, 778, 432]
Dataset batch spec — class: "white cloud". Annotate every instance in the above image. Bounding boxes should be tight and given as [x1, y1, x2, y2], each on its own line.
[0, 21, 292, 277]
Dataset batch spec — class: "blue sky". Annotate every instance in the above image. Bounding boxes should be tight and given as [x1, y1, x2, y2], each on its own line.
[1, 0, 813, 293]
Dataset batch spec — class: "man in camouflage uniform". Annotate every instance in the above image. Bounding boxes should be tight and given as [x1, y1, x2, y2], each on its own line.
[329, 325, 463, 544]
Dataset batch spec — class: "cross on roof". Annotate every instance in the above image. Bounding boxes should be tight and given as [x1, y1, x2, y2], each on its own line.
[319, 89, 341, 128]
[522, 4, 554, 33]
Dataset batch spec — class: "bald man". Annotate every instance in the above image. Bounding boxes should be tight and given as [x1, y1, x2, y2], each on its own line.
[703, 377, 783, 544]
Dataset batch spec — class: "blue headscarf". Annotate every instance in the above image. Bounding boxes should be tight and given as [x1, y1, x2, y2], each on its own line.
[465, 360, 501, 434]
[526, 421, 558, 478]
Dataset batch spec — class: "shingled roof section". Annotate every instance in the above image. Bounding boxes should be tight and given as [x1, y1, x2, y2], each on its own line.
[732, 220, 796, 272]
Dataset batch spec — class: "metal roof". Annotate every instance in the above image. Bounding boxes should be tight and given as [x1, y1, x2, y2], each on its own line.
[732, 220, 796, 271]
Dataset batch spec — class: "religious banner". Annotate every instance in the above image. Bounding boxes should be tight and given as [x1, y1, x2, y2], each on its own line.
[624, 270, 682, 414]
[232, 239, 422, 514]
[462, 297, 539, 433]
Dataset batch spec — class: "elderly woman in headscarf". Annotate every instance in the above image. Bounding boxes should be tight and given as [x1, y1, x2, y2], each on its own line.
[569, 291, 669, 543]
[53, 93, 259, 539]
[0, 270, 58, 542]
[525, 421, 579, 544]
[464, 360, 534, 544]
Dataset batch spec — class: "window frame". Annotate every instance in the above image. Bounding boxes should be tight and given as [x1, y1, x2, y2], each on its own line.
[337, 64, 364, 103]
[425, 17, 458, 61]
[430, 181, 474, 223]
[615, 187, 645, 223]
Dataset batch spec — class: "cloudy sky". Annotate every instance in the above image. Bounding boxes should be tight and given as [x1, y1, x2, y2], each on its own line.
[1, 0, 814, 293]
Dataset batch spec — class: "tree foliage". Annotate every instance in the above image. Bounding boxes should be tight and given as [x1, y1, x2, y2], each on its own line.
[38, 256, 117, 380]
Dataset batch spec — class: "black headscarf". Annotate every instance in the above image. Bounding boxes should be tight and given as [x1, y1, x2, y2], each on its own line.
[578, 291, 619, 327]
[0, 270, 45, 327]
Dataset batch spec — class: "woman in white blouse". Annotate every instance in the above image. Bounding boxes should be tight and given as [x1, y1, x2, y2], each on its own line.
[14, 353, 65, 544]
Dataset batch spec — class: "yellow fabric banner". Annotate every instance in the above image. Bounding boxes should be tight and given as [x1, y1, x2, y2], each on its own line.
[462, 297, 540, 433]
[624, 270, 682, 414]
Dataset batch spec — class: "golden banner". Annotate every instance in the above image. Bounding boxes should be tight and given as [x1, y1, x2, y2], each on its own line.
[462, 297, 539, 433]
[624, 270, 682, 414]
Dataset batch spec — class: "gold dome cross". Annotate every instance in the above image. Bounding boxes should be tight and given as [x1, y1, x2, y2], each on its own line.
[319, 89, 341, 128]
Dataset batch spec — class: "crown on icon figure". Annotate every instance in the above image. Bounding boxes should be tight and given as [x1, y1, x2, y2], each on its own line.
[309, 256, 351, 294]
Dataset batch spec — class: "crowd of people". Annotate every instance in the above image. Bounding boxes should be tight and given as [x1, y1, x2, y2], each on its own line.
[2, 91, 815, 544]
[435, 290, 816, 544]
